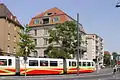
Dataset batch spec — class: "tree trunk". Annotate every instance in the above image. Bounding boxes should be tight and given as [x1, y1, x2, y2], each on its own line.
[15, 57, 20, 76]
[63, 58, 67, 74]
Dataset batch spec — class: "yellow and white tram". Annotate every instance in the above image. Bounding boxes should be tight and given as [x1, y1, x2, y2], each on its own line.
[0, 56, 96, 75]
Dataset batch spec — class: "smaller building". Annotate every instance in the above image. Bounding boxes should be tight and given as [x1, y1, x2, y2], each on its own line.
[86, 34, 104, 68]
[29, 7, 87, 58]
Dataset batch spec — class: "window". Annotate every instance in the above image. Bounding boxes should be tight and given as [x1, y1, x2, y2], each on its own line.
[7, 45, 10, 53]
[72, 61, 76, 66]
[44, 28, 48, 35]
[34, 30, 37, 36]
[0, 59, 7, 66]
[29, 60, 38, 66]
[13, 47, 16, 53]
[50, 61, 58, 66]
[34, 19, 39, 24]
[8, 59, 12, 66]
[8, 33, 10, 40]
[87, 62, 91, 66]
[44, 38, 48, 45]
[34, 39, 37, 45]
[83, 62, 86, 66]
[14, 36, 16, 42]
[53, 16, 60, 22]
[34, 51, 38, 57]
[92, 62, 94, 66]
[43, 18, 49, 24]
[79, 62, 81, 66]
[40, 60, 48, 66]
[69, 61, 71, 66]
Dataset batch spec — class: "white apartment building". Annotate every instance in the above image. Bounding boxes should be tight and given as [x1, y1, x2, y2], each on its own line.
[86, 34, 104, 68]
[29, 7, 87, 58]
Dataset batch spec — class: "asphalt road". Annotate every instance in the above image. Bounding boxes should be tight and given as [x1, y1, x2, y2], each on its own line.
[0, 68, 119, 80]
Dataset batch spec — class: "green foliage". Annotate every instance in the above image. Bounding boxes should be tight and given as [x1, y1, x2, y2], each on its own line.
[45, 21, 81, 59]
[104, 53, 111, 66]
[112, 52, 118, 60]
[112, 52, 118, 65]
[17, 25, 35, 56]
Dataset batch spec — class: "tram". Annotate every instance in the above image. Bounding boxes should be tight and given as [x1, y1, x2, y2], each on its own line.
[116, 55, 120, 71]
[0, 56, 96, 75]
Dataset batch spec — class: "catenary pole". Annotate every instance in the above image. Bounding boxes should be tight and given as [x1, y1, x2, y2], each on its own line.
[77, 13, 80, 75]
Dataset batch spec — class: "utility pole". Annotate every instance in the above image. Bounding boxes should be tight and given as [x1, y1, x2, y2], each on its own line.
[96, 55, 99, 73]
[23, 46, 28, 80]
[77, 13, 80, 76]
[110, 55, 111, 68]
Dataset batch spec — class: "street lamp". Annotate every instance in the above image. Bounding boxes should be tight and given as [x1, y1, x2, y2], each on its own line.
[23, 46, 28, 80]
[116, 2, 120, 7]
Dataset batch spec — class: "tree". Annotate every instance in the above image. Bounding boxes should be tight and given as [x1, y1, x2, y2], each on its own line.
[45, 21, 82, 59]
[17, 25, 35, 56]
[112, 52, 118, 65]
[112, 52, 118, 60]
[103, 53, 111, 66]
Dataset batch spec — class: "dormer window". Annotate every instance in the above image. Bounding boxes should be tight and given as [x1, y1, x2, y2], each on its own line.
[34, 19, 39, 24]
[53, 16, 60, 22]
[43, 18, 49, 24]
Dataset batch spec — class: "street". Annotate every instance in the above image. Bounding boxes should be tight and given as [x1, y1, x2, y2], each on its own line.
[0, 68, 119, 80]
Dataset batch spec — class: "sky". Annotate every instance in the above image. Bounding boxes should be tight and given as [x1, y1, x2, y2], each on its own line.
[1, 0, 120, 53]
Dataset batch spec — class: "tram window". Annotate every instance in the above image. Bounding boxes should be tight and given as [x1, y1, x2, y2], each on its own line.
[72, 61, 76, 66]
[92, 62, 94, 66]
[29, 60, 38, 66]
[50, 61, 58, 66]
[69, 61, 71, 66]
[83, 62, 86, 66]
[8, 59, 12, 66]
[79, 62, 81, 66]
[0, 59, 7, 66]
[87, 62, 91, 66]
[40, 60, 48, 66]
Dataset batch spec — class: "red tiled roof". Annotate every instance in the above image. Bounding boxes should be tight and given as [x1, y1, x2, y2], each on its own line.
[33, 7, 65, 18]
[104, 51, 110, 55]
[29, 7, 72, 26]
[29, 7, 85, 32]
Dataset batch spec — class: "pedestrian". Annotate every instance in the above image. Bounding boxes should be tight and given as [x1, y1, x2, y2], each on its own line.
[113, 65, 117, 74]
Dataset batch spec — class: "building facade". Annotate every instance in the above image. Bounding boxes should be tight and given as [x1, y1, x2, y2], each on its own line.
[86, 34, 104, 68]
[29, 7, 87, 58]
[0, 3, 23, 56]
